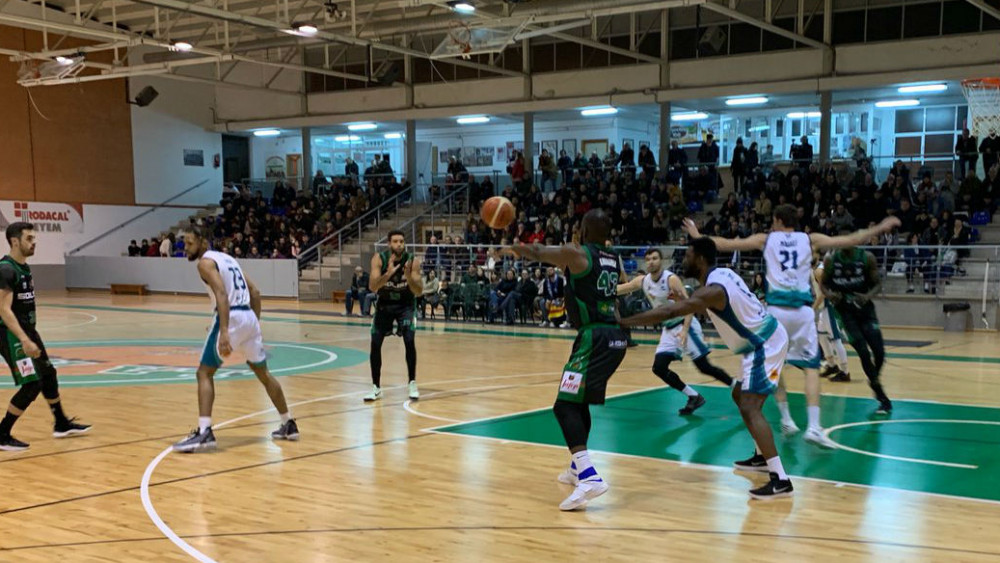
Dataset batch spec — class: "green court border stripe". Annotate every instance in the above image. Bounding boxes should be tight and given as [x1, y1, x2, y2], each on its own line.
[47, 304, 1000, 365]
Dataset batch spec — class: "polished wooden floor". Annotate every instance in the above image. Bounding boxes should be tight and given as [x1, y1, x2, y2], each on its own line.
[1, 292, 999, 562]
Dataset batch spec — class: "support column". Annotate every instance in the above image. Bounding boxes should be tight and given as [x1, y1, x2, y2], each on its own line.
[522, 38, 532, 99]
[302, 127, 312, 189]
[659, 9, 670, 88]
[523, 112, 535, 182]
[819, 90, 833, 164]
[406, 119, 417, 188]
[659, 101, 671, 172]
[402, 33, 414, 107]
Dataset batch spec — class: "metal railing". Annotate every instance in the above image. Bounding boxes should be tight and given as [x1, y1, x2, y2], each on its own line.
[296, 186, 415, 294]
[376, 182, 471, 247]
[68, 179, 211, 256]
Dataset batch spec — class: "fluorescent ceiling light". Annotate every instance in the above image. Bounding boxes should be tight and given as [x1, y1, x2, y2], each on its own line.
[897, 83, 946, 94]
[384, 133, 403, 139]
[453, 2, 475, 13]
[580, 106, 618, 116]
[253, 129, 281, 137]
[55, 55, 77, 65]
[348, 123, 377, 131]
[749, 125, 770, 132]
[875, 99, 920, 108]
[335, 135, 361, 142]
[172, 41, 193, 52]
[787, 111, 822, 118]
[456, 116, 490, 124]
[671, 112, 708, 121]
[286, 23, 318, 36]
[725, 96, 768, 106]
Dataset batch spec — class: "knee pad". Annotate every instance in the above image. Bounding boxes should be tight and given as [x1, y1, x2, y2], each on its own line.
[11, 381, 41, 411]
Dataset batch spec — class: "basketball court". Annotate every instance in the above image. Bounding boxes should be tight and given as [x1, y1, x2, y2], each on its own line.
[1, 292, 998, 561]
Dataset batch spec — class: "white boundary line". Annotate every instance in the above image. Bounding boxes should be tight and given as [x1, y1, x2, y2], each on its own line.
[823, 419, 1000, 469]
[42, 311, 99, 330]
[140, 369, 571, 561]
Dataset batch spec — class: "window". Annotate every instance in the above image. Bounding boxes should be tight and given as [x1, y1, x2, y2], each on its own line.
[895, 109, 923, 133]
[926, 107, 956, 132]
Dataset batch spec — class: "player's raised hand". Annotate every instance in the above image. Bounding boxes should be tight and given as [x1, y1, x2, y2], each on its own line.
[682, 218, 701, 238]
[878, 216, 902, 232]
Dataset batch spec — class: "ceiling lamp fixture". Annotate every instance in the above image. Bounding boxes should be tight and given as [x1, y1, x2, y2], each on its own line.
[335, 135, 361, 142]
[725, 96, 769, 106]
[287, 23, 319, 36]
[580, 106, 619, 117]
[787, 111, 822, 118]
[347, 123, 377, 131]
[875, 99, 920, 108]
[456, 115, 490, 124]
[897, 83, 947, 94]
[171, 41, 194, 52]
[671, 112, 708, 121]
[253, 129, 281, 137]
[384, 133, 403, 139]
[451, 2, 475, 13]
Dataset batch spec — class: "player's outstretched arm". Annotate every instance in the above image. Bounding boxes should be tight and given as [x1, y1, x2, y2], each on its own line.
[810, 216, 901, 250]
[501, 243, 588, 274]
[682, 218, 766, 252]
[621, 285, 725, 327]
[616, 274, 643, 296]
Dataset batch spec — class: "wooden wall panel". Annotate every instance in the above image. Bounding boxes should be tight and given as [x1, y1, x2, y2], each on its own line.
[0, 26, 134, 205]
[0, 27, 36, 201]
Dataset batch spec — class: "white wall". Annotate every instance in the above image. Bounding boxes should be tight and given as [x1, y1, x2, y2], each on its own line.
[66, 256, 299, 297]
[129, 49, 223, 206]
[4, 203, 198, 265]
[250, 134, 304, 180]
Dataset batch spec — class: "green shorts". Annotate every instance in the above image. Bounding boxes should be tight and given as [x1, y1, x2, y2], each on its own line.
[0, 327, 47, 386]
[372, 303, 417, 337]
[557, 325, 629, 405]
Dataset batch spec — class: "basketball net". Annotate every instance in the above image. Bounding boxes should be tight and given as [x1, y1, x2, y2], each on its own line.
[961, 78, 1000, 138]
[17, 60, 41, 81]
[449, 21, 473, 60]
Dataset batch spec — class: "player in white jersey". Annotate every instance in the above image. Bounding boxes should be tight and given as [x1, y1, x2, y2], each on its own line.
[622, 238, 792, 499]
[616, 248, 734, 415]
[684, 208, 898, 449]
[173, 226, 298, 452]
[814, 255, 850, 381]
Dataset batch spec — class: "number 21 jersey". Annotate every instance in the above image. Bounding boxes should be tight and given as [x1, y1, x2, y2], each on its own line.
[764, 231, 813, 307]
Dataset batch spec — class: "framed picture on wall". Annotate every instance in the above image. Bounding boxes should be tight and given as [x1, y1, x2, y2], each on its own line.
[183, 149, 204, 167]
[541, 140, 558, 156]
[622, 138, 635, 150]
[582, 139, 609, 159]
[562, 139, 576, 155]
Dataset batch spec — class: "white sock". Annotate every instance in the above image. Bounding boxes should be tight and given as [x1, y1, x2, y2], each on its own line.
[198, 417, 212, 432]
[681, 385, 699, 397]
[766, 456, 788, 480]
[807, 405, 821, 431]
[280, 412, 291, 423]
[777, 401, 793, 424]
[834, 340, 849, 371]
[571, 450, 599, 481]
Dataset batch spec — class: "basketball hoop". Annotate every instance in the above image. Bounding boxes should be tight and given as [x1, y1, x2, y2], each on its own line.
[448, 21, 473, 60]
[961, 78, 1000, 137]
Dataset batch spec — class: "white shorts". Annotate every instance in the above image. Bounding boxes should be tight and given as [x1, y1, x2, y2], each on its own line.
[655, 317, 712, 360]
[740, 323, 789, 395]
[767, 304, 820, 369]
[201, 307, 266, 368]
[817, 304, 844, 341]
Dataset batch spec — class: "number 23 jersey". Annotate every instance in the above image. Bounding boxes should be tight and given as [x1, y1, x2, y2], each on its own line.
[201, 250, 251, 309]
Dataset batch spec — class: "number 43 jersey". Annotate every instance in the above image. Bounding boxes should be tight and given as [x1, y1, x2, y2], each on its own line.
[201, 250, 251, 309]
[565, 243, 622, 328]
[764, 231, 814, 307]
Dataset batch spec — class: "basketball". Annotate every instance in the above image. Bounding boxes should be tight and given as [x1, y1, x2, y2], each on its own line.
[481, 196, 515, 230]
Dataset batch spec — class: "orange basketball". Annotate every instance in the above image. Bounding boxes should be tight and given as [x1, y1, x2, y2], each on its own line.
[481, 196, 515, 230]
